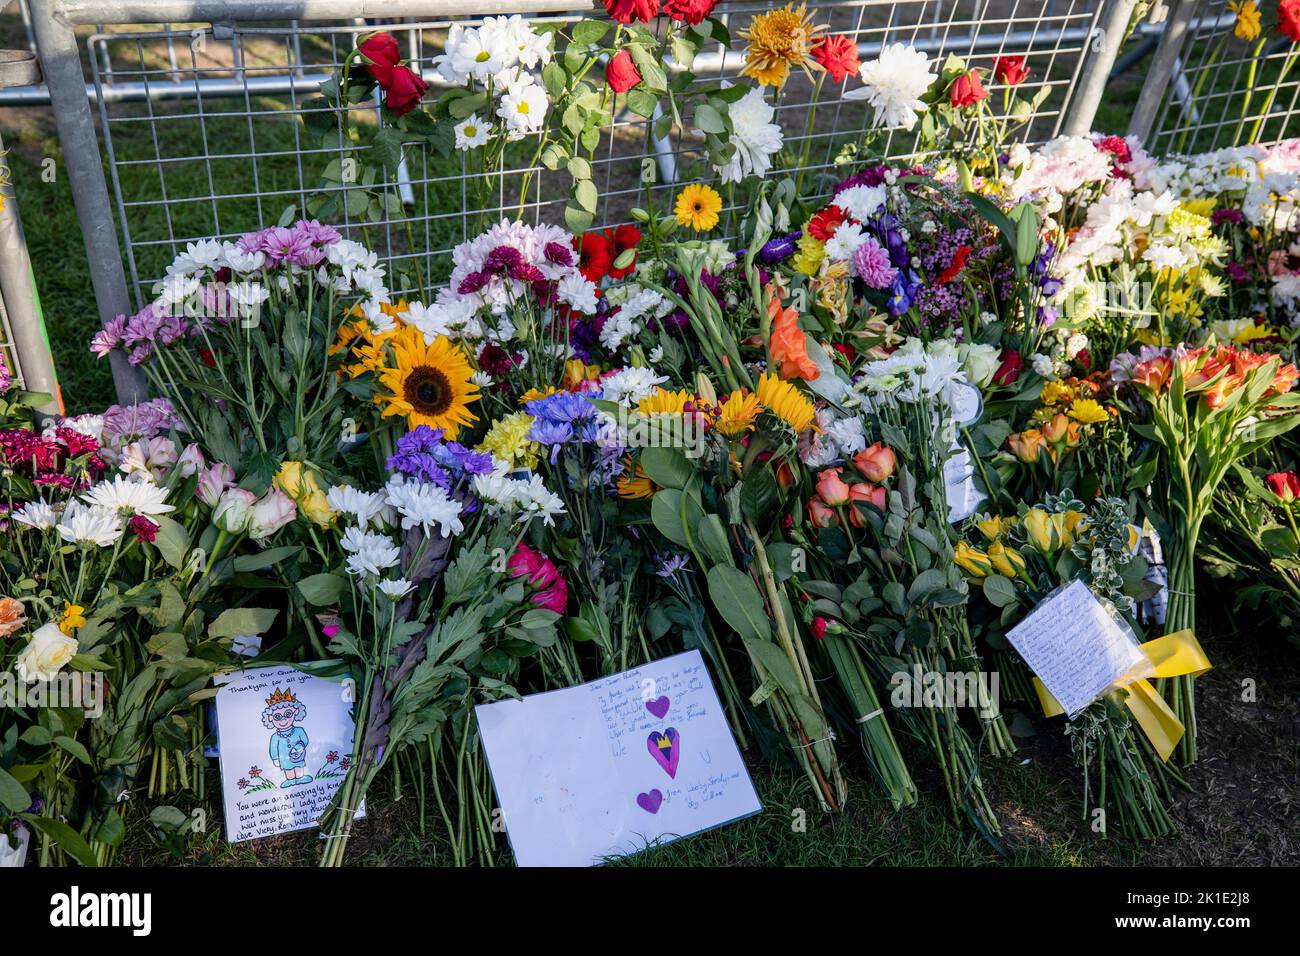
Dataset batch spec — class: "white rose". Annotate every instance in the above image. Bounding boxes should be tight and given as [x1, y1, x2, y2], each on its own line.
[15, 622, 78, 683]
[959, 343, 1001, 388]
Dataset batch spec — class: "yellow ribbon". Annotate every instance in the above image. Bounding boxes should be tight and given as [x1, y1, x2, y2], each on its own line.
[1031, 629, 1211, 762]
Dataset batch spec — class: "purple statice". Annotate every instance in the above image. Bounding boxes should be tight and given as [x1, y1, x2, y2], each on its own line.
[851, 237, 897, 290]
[102, 398, 184, 446]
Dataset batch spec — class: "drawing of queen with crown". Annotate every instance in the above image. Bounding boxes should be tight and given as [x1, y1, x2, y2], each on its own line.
[262, 687, 312, 788]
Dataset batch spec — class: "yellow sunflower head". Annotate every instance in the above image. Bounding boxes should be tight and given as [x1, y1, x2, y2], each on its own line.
[756, 372, 815, 433]
[374, 326, 480, 439]
[617, 460, 658, 499]
[739, 3, 827, 88]
[674, 184, 723, 232]
[714, 390, 763, 437]
[638, 388, 695, 417]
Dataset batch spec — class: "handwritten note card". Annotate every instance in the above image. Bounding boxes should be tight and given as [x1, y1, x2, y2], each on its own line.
[1006, 580, 1151, 716]
[476, 650, 762, 867]
[214, 664, 360, 843]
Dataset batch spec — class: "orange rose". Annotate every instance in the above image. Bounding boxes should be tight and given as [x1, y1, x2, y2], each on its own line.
[807, 497, 838, 527]
[815, 467, 851, 506]
[852, 442, 896, 483]
[848, 482, 887, 526]
[0, 597, 27, 638]
[1006, 429, 1046, 463]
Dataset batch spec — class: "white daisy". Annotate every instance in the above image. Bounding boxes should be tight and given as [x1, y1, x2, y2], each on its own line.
[56, 501, 124, 548]
[12, 500, 58, 531]
[454, 113, 491, 151]
[376, 577, 415, 599]
[497, 79, 548, 135]
[82, 474, 175, 519]
[326, 485, 388, 528]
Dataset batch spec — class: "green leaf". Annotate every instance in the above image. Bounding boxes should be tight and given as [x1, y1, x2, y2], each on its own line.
[0, 767, 29, 812]
[696, 513, 733, 568]
[706, 565, 772, 642]
[21, 814, 97, 866]
[297, 573, 346, 606]
[152, 516, 192, 570]
[53, 735, 92, 765]
[234, 545, 303, 572]
[982, 574, 1018, 608]
[574, 178, 599, 213]
[693, 102, 727, 134]
[569, 18, 609, 46]
[639, 447, 692, 490]
[626, 88, 659, 118]
[208, 607, 279, 640]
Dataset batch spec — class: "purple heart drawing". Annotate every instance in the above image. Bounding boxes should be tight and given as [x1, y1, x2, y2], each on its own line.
[647, 728, 680, 779]
[645, 696, 670, 719]
[636, 789, 663, 814]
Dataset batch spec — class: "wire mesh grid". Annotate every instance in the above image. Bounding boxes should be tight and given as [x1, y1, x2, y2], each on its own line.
[85, 1, 1106, 309]
[1148, 0, 1300, 155]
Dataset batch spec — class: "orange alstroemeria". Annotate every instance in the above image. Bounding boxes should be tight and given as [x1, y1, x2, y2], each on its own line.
[768, 291, 820, 381]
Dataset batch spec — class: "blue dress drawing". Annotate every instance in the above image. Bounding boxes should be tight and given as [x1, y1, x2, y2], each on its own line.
[262, 687, 313, 787]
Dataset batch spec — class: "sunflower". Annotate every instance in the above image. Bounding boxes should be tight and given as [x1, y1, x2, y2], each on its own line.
[637, 388, 695, 417]
[374, 326, 480, 438]
[330, 302, 403, 378]
[756, 372, 815, 433]
[739, 3, 826, 88]
[674, 183, 723, 231]
[617, 461, 658, 499]
[714, 390, 763, 437]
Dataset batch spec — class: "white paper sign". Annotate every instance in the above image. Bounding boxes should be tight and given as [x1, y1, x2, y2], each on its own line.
[1006, 580, 1151, 716]
[944, 442, 986, 523]
[476, 650, 762, 867]
[214, 664, 360, 843]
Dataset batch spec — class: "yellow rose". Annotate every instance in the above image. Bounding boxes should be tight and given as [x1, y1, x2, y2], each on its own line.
[1023, 508, 1056, 553]
[15, 622, 78, 682]
[987, 541, 1026, 578]
[954, 541, 993, 579]
[274, 461, 336, 529]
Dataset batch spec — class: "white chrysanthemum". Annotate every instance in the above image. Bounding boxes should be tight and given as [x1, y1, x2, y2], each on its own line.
[510, 474, 566, 526]
[600, 366, 668, 407]
[454, 113, 491, 151]
[326, 485, 388, 528]
[598, 311, 638, 351]
[340, 526, 401, 576]
[823, 221, 867, 262]
[168, 238, 224, 278]
[384, 476, 464, 538]
[714, 87, 783, 184]
[376, 577, 415, 599]
[845, 43, 937, 131]
[56, 501, 123, 548]
[222, 241, 266, 274]
[82, 474, 174, 519]
[835, 184, 887, 222]
[556, 272, 598, 314]
[13, 499, 58, 531]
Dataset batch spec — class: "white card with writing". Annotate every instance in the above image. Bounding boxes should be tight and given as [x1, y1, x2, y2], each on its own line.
[1006, 580, 1151, 716]
[945, 441, 986, 523]
[214, 663, 361, 842]
[476, 650, 762, 867]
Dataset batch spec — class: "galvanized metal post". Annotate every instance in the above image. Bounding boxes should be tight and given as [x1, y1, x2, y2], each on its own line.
[0, 50, 61, 417]
[1063, 0, 1142, 136]
[1128, 0, 1199, 142]
[26, 0, 147, 405]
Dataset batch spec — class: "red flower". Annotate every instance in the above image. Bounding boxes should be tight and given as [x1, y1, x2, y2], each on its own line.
[575, 232, 614, 283]
[605, 49, 642, 94]
[357, 31, 427, 116]
[604, 224, 641, 279]
[384, 65, 429, 117]
[508, 544, 569, 614]
[812, 35, 860, 84]
[128, 515, 159, 543]
[1281, 0, 1300, 42]
[993, 350, 1023, 386]
[949, 70, 988, 108]
[198, 347, 217, 368]
[663, 0, 716, 25]
[1266, 471, 1300, 503]
[604, 0, 660, 24]
[934, 245, 973, 285]
[358, 32, 401, 87]
[807, 204, 847, 241]
[994, 55, 1030, 86]
[810, 617, 829, 640]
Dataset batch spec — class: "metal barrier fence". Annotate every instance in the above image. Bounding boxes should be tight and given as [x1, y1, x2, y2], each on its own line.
[7, 0, 1140, 406]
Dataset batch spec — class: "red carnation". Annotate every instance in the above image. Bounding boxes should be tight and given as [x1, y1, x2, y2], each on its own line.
[993, 350, 1024, 386]
[810, 616, 829, 640]
[935, 245, 973, 285]
[950, 69, 988, 108]
[1281, 0, 1300, 42]
[129, 515, 160, 543]
[604, 0, 660, 24]
[575, 232, 614, 283]
[811, 35, 860, 84]
[605, 49, 642, 94]
[807, 204, 847, 241]
[994, 55, 1030, 86]
[604, 224, 641, 279]
[663, 0, 716, 25]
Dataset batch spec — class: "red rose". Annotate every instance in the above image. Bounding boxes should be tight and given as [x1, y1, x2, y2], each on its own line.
[604, 0, 661, 24]
[663, 0, 716, 25]
[384, 64, 429, 116]
[1266, 471, 1300, 503]
[1281, 0, 1300, 42]
[993, 350, 1023, 386]
[950, 69, 988, 108]
[358, 32, 400, 87]
[811, 34, 860, 84]
[604, 224, 641, 279]
[575, 232, 614, 283]
[994, 55, 1030, 86]
[605, 49, 642, 94]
